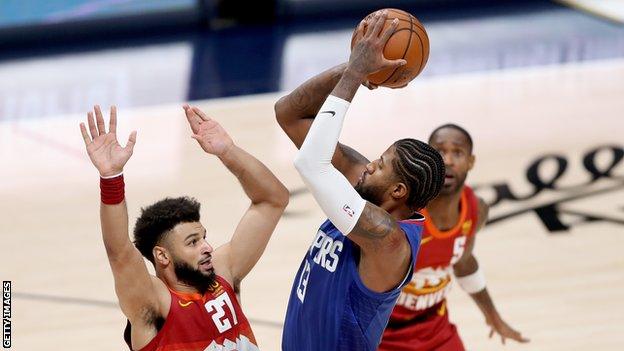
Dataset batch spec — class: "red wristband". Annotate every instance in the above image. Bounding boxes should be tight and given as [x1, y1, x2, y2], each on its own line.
[100, 174, 125, 205]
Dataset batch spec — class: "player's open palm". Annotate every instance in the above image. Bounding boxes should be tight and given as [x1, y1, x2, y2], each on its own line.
[79, 105, 137, 177]
[183, 105, 233, 157]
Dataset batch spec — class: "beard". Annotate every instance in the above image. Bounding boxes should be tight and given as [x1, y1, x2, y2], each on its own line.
[173, 259, 216, 293]
[354, 182, 386, 206]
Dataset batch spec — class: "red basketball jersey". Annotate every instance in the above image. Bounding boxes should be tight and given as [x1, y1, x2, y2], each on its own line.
[124, 275, 259, 351]
[390, 186, 479, 322]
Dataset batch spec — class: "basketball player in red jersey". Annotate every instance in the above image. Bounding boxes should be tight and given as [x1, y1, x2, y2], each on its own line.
[378, 124, 529, 350]
[78, 105, 288, 351]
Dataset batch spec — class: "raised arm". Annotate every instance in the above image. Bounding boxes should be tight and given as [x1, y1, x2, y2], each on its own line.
[294, 11, 415, 292]
[275, 63, 369, 184]
[79, 106, 166, 345]
[453, 198, 529, 344]
[183, 105, 289, 291]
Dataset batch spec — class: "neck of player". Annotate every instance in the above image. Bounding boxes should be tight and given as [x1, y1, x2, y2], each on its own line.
[426, 186, 463, 230]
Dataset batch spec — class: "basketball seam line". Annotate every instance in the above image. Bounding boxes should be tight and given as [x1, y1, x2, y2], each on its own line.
[396, 17, 426, 32]
[379, 16, 414, 86]
[414, 27, 426, 76]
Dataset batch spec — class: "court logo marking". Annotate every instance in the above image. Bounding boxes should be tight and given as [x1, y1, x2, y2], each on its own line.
[474, 145, 624, 232]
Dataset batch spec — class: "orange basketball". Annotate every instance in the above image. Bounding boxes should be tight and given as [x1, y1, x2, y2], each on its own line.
[350, 8, 430, 88]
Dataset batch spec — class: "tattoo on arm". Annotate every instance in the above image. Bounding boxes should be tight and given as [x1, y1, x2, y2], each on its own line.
[282, 64, 346, 117]
[351, 203, 397, 241]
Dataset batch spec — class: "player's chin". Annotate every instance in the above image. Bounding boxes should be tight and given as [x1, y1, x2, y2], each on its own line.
[439, 182, 457, 195]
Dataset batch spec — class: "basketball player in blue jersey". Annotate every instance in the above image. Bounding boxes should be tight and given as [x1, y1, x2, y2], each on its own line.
[276, 11, 446, 350]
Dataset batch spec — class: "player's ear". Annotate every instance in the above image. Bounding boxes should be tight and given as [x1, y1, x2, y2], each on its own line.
[391, 182, 408, 200]
[153, 246, 170, 266]
[467, 154, 475, 171]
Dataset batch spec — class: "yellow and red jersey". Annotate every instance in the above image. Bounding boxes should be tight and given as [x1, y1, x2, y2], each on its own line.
[390, 186, 480, 322]
[124, 275, 258, 351]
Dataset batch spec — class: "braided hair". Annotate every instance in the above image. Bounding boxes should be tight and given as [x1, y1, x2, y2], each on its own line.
[392, 138, 445, 210]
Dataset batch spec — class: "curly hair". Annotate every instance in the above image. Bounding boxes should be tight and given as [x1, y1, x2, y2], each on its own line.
[133, 197, 201, 264]
[392, 138, 445, 210]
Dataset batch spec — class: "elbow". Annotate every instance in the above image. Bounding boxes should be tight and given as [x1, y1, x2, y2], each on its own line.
[276, 186, 290, 209]
[293, 151, 316, 180]
[274, 95, 289, 125]
[293, 152, 308, 174]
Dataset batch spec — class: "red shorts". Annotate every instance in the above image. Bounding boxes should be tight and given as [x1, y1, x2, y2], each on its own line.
[378, 301, 465, 351]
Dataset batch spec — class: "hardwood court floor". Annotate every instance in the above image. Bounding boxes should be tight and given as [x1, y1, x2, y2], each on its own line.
[1, 58, 623, 350]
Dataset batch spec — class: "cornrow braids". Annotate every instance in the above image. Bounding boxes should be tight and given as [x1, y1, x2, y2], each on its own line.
[392, 138, 445, 210]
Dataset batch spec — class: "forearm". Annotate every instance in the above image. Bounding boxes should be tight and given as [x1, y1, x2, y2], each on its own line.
[330, 67, 367, 103]
[100, 199, 133, 260]
[470, 287, 500, 320]
[218, 145, 289, 206]
[276, 63, 347, 121]
[294, 95, 366, 235]
[455, 254, 500, 319]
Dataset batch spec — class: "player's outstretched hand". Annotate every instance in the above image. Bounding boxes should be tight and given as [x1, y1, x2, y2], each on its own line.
[487, 315, 530, 345]
[362, 81, 378, 90]
[348, 10, 406, 79]
[362, 80, 407, 90]
[183, 105, 234, 157]
[80, 105, 137, 177]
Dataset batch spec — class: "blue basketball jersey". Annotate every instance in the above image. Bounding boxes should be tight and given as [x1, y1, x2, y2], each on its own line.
[282, 216, 424, 351]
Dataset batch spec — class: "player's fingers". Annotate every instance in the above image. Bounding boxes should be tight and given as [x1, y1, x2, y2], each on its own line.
[391, 82, 409, 89]
[109, 105, 117, 134]
[80, 123, 91, 146]
[192, 106, 211, 121]
[191, 134, 204, 143]
[371, 10, 387, 38]
[511, 331, 530, 343]
[489, 328, 494, 338]
[384, 58, 407, 69]
[125, 130, 137, 152]
[184, 105, 201, 131]
[364, 13, 378, 38]
[357, 20, 366, 36]
[381, 18, 398, 42]
[362, 81, 378, 90]
[87, 111, 98, 140]
[94, 105, 106, 135]
[362, 17, 372, 38]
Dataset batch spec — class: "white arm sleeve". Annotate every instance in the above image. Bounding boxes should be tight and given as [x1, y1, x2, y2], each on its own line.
[293, 95, 367, 235]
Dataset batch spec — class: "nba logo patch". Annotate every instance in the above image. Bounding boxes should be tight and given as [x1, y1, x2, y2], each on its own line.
[342, 205, 355, 217]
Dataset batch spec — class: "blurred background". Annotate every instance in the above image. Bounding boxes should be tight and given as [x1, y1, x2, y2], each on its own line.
[2, 0, 624, 120]
[1, 1, 623, 350]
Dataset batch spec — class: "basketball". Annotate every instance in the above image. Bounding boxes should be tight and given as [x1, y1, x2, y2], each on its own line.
[350, 8, 430, 88]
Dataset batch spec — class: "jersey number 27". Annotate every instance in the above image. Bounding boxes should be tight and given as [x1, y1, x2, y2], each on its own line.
[205, 293, 238, 333]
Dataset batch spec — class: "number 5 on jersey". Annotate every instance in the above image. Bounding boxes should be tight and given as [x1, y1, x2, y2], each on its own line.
[451, 236, 467, 265]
